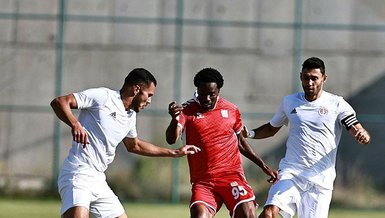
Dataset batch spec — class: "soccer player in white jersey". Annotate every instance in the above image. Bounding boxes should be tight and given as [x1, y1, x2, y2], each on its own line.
[243, 57, 371, 218]
[50, 68, 200, 218]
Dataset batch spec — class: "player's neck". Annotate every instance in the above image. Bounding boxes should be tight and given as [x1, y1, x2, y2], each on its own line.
[305, 90, 323, 102]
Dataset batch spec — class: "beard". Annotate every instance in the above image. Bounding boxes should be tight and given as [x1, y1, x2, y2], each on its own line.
[305, 90, 316, 97]
[131, 96, 142, 112]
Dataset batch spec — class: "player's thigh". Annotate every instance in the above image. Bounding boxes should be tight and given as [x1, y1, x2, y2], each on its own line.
[258, 205, 280, 218]
[62, 206, 89, 218]
[190, 203, 214, 218]
[234, 201, 256, 218]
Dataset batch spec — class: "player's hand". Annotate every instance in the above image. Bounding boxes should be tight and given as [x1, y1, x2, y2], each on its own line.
[174, 145, 201, 157]
[241, 126, 249, 138]
[168, 102, 184, 120]
[262, 166, 278, 184]
[71, 122, 90, 148]
[352, 126, 371, 145]
[241, 126, 256, 139]
[267, 173, 278, 184]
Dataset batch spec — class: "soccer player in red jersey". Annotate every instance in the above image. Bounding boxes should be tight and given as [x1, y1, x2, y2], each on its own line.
[166, 68, 278, 218]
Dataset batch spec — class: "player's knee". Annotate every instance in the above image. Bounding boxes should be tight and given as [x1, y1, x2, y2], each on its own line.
[258, 205, 279, 218]
[234, 202, 256, 218]
[243, 207, 256, 218]
[63, 206, 89, 218]
[190, 203, 213, 218]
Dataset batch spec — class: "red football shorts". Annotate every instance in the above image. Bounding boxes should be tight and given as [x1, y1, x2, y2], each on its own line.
[190, 172, 256, 217]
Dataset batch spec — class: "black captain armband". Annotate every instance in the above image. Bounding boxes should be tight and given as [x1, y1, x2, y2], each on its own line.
[341, 114, 359, 130]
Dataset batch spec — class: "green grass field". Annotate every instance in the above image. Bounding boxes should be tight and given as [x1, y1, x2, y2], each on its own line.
[0, 199, 384, 218]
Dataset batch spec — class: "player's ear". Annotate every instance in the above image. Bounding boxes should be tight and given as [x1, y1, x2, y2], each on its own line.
[133, 85, 141, 95]
[323, 74, 328, 83]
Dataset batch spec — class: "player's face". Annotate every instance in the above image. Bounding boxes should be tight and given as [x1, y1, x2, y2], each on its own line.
[196, 82, 219, 111]
[131, 82, 156, 113]
[300, 68, 327, 101]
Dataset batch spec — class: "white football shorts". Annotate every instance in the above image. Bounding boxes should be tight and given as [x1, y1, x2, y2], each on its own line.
[58, 166, 125, 218]
[263, 173, 332, 218]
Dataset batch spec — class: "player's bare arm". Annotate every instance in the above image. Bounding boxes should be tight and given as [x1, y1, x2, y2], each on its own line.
[349, 124, 371, 145]
[123, 137, 200, 157]
[165, 101, 184, 144]
[50, 94, 89, 146]
[242, 123, 281, 139]
[238, 133, 278, 183]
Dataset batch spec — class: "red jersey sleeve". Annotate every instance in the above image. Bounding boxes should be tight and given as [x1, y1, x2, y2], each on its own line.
[234, 108, 243, 134]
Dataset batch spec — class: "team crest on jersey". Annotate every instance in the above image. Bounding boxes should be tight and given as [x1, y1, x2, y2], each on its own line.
[318, 106, 328, 116]
[221, 109, 228, 118]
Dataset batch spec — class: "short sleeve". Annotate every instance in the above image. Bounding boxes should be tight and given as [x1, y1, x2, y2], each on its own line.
[337, 97, 357, 127]
[270, 99, 288, 127]
[234, 108, 243, 134]
[73, 88, 108, 109]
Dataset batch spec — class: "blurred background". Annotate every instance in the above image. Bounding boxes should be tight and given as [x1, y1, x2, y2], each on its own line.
[0, 0, 384, 209]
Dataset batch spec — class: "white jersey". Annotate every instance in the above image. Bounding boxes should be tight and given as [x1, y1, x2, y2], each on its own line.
[62, 87, 137, 173]
[270, 91, 356, 190]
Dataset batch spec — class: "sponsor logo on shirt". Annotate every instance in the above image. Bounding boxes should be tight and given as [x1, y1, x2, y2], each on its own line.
[110, 112, 117, 119]
[290, 108, 297, 114]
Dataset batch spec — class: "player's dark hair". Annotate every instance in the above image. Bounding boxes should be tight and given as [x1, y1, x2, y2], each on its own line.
[193, 68, 224, 89]
[302, 57, 325, 75]
[124, 68, 157, 88]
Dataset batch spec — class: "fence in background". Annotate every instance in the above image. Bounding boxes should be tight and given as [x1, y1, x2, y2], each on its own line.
[0, 0, 384, 202]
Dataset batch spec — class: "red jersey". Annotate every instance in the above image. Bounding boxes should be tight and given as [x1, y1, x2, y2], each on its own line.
[178, 97, 244, 183]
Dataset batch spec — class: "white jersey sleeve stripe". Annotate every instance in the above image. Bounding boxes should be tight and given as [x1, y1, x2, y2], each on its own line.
[341, 114, 359, 130]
